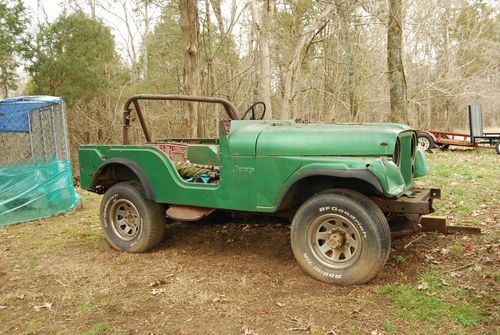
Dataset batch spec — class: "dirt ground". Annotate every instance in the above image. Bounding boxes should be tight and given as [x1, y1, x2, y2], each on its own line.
[0, 149, 498, 335]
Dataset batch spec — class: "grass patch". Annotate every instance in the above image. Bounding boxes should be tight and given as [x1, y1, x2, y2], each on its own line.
[382, 320, 396, 333]
[26, 256, 39, 268]
[77, 301, 97, 314]
[81, 322, 108, 335]
[417, 150, 499, 217]
[379, 272, 488, 331]
[392, 254, 405, 263]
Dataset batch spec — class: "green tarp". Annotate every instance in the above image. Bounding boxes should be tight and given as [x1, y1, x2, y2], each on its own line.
[0, 159, 79, 225]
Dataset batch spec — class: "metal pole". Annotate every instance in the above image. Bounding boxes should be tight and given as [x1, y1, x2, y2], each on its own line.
[60, 102, 69, 160]
[27, 111, 34, 163]
[50, 106, 58, 159]
[39, 110, 47, 162]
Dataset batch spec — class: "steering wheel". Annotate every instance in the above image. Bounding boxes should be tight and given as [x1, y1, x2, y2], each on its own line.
[242, 101, 266, 120]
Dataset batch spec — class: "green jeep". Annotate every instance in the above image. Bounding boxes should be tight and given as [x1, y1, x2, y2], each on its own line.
[79, 95, 440, 285]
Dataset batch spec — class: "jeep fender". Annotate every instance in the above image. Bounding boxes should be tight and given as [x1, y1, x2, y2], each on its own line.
[91, 158, 154, 199]
[276, 169, 384, 210]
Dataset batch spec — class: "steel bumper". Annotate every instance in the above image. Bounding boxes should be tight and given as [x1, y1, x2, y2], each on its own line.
[370, 188, 441, 214]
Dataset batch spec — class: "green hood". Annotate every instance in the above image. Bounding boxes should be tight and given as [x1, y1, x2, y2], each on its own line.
[228, 120, 413, 156]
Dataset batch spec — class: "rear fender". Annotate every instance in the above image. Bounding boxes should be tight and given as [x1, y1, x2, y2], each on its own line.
[91, 158, 154, 199]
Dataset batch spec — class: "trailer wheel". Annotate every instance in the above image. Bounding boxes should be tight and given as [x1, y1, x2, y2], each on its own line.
[439, 135, 450, 151]
[495, 141, 500, 155]
[100, 181, 166, 253]
[417, 133, 435, 151]
[290, 189, 391, 285]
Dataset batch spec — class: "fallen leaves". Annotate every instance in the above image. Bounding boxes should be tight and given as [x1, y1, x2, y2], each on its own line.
[441, 279, 451, 286]
[33, 302, 53, 311]
[464, 245, 475, 253]
[417, 281, 429, 290]
[211, 294, 228, 303]
[148, 279, 167, 287]
[150, 288, 166, 296]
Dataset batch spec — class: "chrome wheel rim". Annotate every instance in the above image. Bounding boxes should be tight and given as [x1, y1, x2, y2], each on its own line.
[418, 137, 430, 150]
[307, 213, 362, 270]
[109, 199, 141, 241]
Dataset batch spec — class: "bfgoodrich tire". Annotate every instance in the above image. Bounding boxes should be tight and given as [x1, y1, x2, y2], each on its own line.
[100, 181, 166, 253]
[291, 189, 391, 285]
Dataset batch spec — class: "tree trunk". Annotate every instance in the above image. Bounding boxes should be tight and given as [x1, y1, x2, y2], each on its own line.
[139, 1, 149, 80]
[204, 0, 218, 136]
[335, 1, 359, 121]
[87, 0, 96, 19]
[248, 0, 274, 119]
[179, 0, 203, 137]
[249, 0, 260, 103]
[211, 0, 234, 100]
[387, 0, 408, 123]
[442, 1, 451, 130]
[258, 0, 273, 119]
[282, 3, 335, 120]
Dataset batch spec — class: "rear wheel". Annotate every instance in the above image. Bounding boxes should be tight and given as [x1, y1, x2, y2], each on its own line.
[290, 189, 391, 285]
[495, 141, 500, 155]
[100, 181, 166, 252]
[417, 133, 435, 151]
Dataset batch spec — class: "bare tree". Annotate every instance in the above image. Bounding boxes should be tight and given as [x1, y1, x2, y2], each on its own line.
[248, 0, 274, 119]
[387, 0, 408, 123]
[86, 0, 96, 19]
[211, 0, 234, 100]
[179, 0, 203, 137]
[282, 2, 336, 119]
[335, 1, 359, 121]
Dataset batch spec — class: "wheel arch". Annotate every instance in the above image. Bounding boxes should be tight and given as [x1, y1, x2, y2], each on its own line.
[91, 158, 154, 199]
[277, 169, 384, 211]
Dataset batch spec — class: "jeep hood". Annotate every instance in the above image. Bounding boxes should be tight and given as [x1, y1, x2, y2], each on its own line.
[228, 121, 413, 156]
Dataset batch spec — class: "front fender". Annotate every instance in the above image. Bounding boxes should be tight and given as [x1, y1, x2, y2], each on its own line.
[295, 157, 408, 198]
[267, 156, 409, 212]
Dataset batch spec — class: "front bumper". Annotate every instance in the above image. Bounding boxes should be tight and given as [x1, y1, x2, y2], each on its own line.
[370, 188, 441, 215]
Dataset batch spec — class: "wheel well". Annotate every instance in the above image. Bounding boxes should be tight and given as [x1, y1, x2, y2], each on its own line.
[91, 162, 154, 199]
[277, 175, 381, 211]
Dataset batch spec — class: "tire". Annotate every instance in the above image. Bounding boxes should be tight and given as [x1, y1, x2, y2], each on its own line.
[439, 134, 449, 151]
[100, 181, 166, 253]
[417, 133, 435, 151]
[496, 141, 500, 155]
[439, 144, 450, 151]
[290, 189, 391, 285]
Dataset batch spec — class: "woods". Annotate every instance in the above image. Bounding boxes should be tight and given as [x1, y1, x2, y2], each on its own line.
[1, 0, 499, 150]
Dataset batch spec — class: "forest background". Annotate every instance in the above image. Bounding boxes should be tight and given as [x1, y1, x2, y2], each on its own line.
[1, 0, 499, 166]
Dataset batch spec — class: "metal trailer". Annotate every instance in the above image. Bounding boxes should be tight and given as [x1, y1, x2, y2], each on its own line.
[417, 104, 500, 154]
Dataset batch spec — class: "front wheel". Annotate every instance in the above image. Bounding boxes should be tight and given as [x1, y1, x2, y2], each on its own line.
[290, 189, 391, 285]
[495, 141, 499, 155]
[100, 181, 166, 252]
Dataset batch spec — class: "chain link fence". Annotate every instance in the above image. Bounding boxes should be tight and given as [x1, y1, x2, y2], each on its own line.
[0, 98, 69, 167]
[0, 96, 78, 226]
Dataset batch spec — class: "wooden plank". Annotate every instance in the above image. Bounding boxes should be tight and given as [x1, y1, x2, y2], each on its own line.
[420, 215, 447, 233]
[419, 215, 481, 235]
[447, 226, 482, 234]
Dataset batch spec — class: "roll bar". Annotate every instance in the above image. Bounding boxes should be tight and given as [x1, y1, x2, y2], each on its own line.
[122, 94, 240, 144]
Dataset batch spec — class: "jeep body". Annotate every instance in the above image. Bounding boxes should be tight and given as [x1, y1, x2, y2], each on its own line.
[79, 95, 439, 285]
